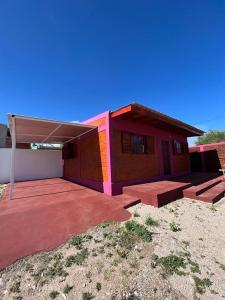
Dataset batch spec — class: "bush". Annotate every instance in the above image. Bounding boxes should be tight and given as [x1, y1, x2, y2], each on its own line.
[125, 220, 152, 242]
[145, 217, 159, 227]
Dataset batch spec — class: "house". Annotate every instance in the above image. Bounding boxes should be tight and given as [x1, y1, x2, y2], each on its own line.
[189, 142, 225, 172]
[63, 103, 203, 195]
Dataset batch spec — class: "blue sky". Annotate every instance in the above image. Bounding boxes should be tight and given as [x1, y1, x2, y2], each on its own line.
[0, 0, 225, 145]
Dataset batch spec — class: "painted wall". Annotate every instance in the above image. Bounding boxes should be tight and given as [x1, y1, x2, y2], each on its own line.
[63, 112, 112, 194]
[0, 148, 63, 184]
[110, 118, 190, 194]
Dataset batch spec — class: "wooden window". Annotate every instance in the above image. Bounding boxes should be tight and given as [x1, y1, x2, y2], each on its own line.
[121, 131, 155, 155]
[172, 140, 188, 155]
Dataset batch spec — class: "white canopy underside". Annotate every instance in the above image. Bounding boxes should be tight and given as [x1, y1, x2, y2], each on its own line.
[8, 114, 96, 144]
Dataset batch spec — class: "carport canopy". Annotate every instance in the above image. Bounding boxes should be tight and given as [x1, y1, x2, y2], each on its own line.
[8, 114, 97, 199]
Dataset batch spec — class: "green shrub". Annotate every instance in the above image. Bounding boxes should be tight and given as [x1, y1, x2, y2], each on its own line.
[193, 276, 212, 294]
[82, 292, 95, 300]
[69, 236, 83, 249]
[10, 281, 21, 293]
[63, 284, 73, 294]
[125, 220, 152, 242]
[169, 222, 181, 232]
[65, 248, 89, 267]
[96, 282, 101, 291]
[151, 254, 186, 275]
[145, 217, 159, 227]
[49, 290, 59, 299]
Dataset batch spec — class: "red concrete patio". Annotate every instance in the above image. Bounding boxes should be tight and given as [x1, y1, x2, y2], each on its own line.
[0, 178, 139, 270]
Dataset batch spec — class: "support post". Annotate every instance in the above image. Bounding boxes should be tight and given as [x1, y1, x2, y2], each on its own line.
[9, 116, 16, 200]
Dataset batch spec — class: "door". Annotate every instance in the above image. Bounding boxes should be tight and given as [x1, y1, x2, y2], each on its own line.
[161, 140, 171, 175]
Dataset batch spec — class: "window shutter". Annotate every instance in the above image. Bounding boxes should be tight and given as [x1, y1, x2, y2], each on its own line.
[147, 136, 155, 154]
[122, 131, 131, 153]
[184, 142, 189, 154]
[172, 140, 176, 155]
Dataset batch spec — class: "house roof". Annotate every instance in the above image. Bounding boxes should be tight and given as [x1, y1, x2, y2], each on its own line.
[111, 103, 204, 137]
[8, 114, 96, 144]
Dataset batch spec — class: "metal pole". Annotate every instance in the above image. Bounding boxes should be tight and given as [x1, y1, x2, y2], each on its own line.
[9, 116, 16, 200]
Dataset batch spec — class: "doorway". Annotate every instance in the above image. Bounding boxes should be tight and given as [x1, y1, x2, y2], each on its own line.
[161, 140, 171, 175]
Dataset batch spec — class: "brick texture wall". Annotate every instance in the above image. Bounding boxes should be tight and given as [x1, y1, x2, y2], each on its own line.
[63, 130, 108, 182]
[113, 129, 160, 182]
[80, 130, 108, 181]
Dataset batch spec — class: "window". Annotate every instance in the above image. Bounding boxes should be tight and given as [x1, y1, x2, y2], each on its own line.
[172, 140, 188, 155]
[131, 135, 147, 154]
[121, 132, 155, 155]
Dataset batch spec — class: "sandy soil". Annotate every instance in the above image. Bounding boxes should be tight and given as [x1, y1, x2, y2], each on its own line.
[0, 196, 225, 300]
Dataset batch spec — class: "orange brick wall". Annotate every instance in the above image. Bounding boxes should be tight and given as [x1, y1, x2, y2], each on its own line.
[80, 130, 108, 181]
[173, 155, 189, 173]
[63, 130, 108, 182]
[113, 129, 160, 182]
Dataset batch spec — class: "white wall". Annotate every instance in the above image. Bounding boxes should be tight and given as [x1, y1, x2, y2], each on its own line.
[0, 149, 63, 184]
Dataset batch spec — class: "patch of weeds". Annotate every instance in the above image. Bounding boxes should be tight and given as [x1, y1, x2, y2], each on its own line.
[65, 248, 89, 267]
[53, 252, 63, 261]
[100, 220, 114, 228]
[13, 296, 23, 300]
[210, 289, 218, 295]
[117, 248, 128, 259]
[69, 235, 83, 249]
[133, 212, 140, 217]
[125, 220, 152, 242]
[46, 261, 68, 278]
[193, 275, 212, 295]
[96, 282, 101, 291]
[181, 240, 190, 248]
[169, 222, 181, 232]
[63, 284, 73, 294]
[25, 262, 34, 272]
[129, 258, 139, 269]
[84, 234, 93, 241]
[189, 259, 201, 274]
[209, 205, 217, 212]
[86, 271, 92, 282]
[215, 259, 225, 271]
[151, 254, 186, 275]
[49, 290, 59, 299]
[145, 217, 159, 227]
[10, 281, 21, 293]
[82, 292, 95, 300]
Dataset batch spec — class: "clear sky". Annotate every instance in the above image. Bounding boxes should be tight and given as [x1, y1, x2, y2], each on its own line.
[0, 0, 225, 144]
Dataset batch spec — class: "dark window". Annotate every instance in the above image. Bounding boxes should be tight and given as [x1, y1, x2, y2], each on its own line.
[131, 135, 147, 154]
[172, 140, 188, 155]
[121, 131, 155, 155]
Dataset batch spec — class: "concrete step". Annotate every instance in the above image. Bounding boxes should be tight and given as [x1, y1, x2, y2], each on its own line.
[123, 181, 191, 207]
[183, 176, 223, 200]
[197, 181, 225, 203]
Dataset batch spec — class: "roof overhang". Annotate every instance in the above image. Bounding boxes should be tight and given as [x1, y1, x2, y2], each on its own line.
[111, 103, 204, 137]
[8, 114, 97, 144]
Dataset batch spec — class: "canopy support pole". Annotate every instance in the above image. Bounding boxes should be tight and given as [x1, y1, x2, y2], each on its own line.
[9, 116, 16, 200]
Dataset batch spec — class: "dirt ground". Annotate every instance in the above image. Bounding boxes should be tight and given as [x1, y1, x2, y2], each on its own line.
[0, 194, 225, 300]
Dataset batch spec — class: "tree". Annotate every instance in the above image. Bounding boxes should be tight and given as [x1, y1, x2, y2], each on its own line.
[195, 130, 225, 145]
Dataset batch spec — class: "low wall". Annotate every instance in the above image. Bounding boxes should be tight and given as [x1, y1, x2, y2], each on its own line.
[0, 149, 63, 183]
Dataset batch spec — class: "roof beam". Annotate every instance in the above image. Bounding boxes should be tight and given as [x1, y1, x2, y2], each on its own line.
[41, 124, 63, 143]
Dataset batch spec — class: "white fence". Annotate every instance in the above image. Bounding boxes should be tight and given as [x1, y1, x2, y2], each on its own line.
[0, 148, 63, 184]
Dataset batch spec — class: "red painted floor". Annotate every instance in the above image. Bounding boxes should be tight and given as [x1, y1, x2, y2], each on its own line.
[0, 179, 139, 271]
